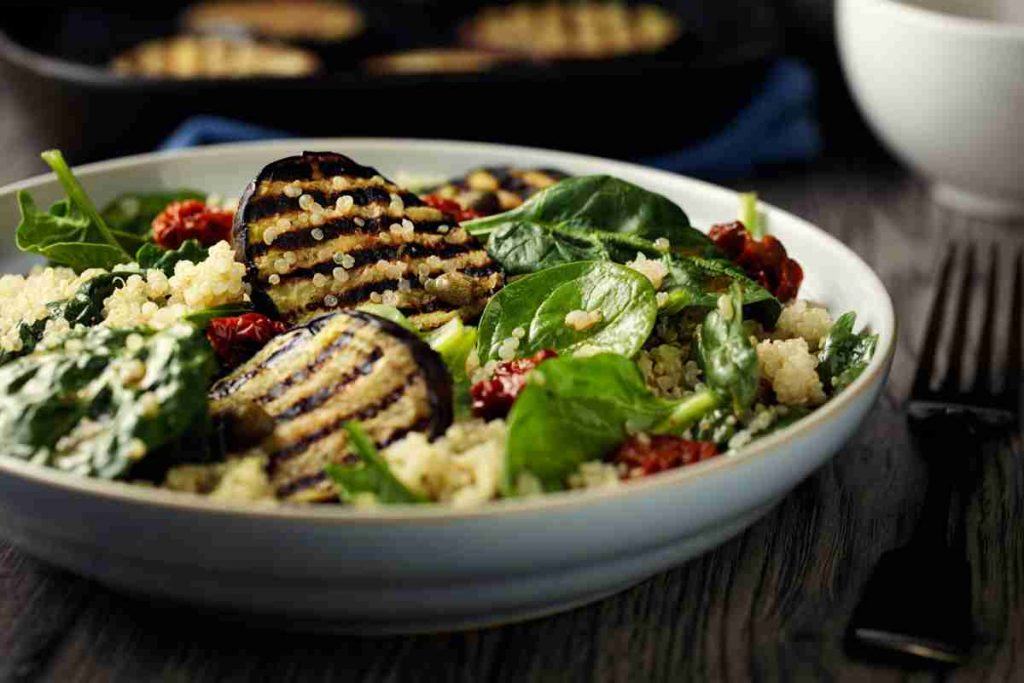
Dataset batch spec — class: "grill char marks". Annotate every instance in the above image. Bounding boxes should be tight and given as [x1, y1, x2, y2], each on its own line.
[244, 186, 423, 222]
[209, 310, 453, 502]
[233, 151, 505, 330]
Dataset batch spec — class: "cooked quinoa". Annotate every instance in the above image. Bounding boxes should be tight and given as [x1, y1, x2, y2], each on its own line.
[773, 300, 833, 350]
[103, 241, 249, 329]
[756, 337, 826, 406]
[382, 419, 507, 508]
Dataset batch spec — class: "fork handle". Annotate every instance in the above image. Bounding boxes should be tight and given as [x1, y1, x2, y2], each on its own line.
[908, 413, 981, 550]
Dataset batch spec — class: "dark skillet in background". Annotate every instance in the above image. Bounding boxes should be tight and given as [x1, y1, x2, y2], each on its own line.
[0, 0, 781, 166]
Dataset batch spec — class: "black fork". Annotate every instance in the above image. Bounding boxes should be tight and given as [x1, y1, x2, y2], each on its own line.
[846, 242, 1022, 666]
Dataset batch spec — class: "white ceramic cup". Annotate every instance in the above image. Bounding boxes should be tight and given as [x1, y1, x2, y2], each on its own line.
[837, 0, 1024, 221]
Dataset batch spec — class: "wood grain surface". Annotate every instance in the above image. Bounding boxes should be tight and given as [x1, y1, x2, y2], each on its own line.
[1, 71, 1023, 683]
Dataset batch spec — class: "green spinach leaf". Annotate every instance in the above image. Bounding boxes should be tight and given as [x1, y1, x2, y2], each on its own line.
[16, 150, 133, 270]
[818, 311, 878, 392]
[101, 190, 205, 237]
[465, 175, 715, 254]
[325, 422, 426, 504]
[0, 324, 216, 480]
[504, 353, 673, 493]
[694, 284, 759, 415]
[483, 217, 780, 327]
[476, 261, 657, 362]
[135, 239, 208, 275]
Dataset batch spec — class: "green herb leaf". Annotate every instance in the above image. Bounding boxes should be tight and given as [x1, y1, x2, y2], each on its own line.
[325, 422, 426, 504]
[135, 239, 208, 275]
[477, 261, 657, 362]
[504, 353, 673, 493]
[695, 284, 759, 416]
[465, 175, 715, 254]
[818, 311, 878, 392]
[0, 324, 216, 480]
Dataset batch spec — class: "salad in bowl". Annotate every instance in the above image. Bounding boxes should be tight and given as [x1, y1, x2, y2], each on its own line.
[0, 149, 878, 509]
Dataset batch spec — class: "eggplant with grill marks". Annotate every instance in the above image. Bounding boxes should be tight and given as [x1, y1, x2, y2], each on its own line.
[209, 310, 453, 502]
[233, 151, 504, 331]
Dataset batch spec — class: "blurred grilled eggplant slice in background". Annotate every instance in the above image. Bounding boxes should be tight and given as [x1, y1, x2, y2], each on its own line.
[424, 166, 569, 216]
[234, 151, 504, 330]
[210, 310, 453, 502]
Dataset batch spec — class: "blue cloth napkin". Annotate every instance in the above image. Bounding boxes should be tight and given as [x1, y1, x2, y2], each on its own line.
[159, 59, 820, 178]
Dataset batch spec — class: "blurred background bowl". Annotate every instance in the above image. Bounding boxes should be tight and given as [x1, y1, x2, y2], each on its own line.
[837, 0, 1024, 220]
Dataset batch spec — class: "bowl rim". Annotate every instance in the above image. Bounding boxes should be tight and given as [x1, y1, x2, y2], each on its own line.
[0, 137, 897, 523]
[847, 0, 1024, 39]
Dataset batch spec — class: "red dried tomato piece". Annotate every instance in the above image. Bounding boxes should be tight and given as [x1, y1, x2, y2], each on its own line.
[613, 434, 719, 477]
[708, 221, 803, 302]
[470, 349, 558, 419]
[421, 194, 482, 224]
[207, 313, 289, 368]
[152, 200, 235, 250]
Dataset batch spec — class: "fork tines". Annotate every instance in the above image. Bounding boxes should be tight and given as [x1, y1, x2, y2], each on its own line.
[910, 242, 1022, 423]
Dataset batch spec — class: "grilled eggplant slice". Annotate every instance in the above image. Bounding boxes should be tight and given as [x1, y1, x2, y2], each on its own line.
[234, 151, 504, 330]
[425, 166, 569, 216]
[210, 310, 453, 502]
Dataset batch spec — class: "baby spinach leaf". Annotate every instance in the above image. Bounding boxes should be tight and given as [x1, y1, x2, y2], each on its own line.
[16, 150, 133, 270]
[0, 324, 216, 480]
[325, 422, 426, 504]
[659, 255, 781, 326]
[504, 353, 673, 493]
[16, 192, 128, 271]
[101, 190, 205, 237]
[818, 311, 878, 392]
[465, 175, 715, 254]
[485, 223, 609, 276]
[695, 284, 759, 415]
[483, 220, 780, 327]
[476, 261, 657, 362]
[135, 239, 208, 275]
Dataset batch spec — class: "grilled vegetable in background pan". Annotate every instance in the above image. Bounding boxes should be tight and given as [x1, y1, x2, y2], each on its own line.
[209, 310, 453, 502]
[233, 152, 504, 330]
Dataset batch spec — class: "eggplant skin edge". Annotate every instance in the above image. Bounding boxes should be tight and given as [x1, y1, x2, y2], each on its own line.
[347, 309, 454, 438]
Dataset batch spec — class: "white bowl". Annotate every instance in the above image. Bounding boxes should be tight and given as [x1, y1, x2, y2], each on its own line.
[0, 140, 896, 633]
[837, 0, 1024, 220]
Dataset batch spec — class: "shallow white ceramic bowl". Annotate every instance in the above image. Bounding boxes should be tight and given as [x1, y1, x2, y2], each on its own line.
[0, 140, 896, 633]
[837, 0, 1024, 220]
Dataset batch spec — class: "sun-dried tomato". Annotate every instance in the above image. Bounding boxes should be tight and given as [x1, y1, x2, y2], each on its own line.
[470, 349, 558, 419]
[613, 435, 719, 477]
[708, 221, 803, 302]
[421, 194, 483, 224]
[207, 313, 289, 368]
[152, 200, 235, 250]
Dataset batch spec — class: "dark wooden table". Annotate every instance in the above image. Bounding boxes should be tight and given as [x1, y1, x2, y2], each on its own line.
[2, 73, 1023, 683]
